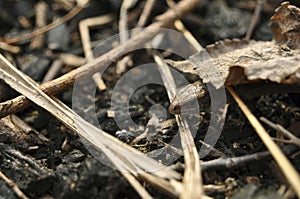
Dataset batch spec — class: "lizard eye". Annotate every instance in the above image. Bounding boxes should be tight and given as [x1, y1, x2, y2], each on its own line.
[168, 103, 181, 115]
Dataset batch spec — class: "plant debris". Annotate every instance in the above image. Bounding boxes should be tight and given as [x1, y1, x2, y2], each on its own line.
[167, 39, 300, 88]
[0, 0, 300, 198]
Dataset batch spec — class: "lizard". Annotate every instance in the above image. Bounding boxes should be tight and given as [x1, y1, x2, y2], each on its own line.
[168, 80, 206, 115]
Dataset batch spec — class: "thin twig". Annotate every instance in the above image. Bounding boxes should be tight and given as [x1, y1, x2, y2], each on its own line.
[245, 0, 265, 41]
[79, 14, 114, 90]
[58, 53, 85, 67]
[30, 1, 48, 49]
[202, 150, 270, 172]
[173, 144, 298, 172]
[1, 0, 89, 44]
[42, 59, 64, 83]
[0, 0, 203, 119]
[0, 171, 29, 199]
[260, 117, 300, 148]
[119, 0, 136, 44]
[136, 0, 156, 28]
[226, 86, 300, 198]
[0, 41, 20, 54]
[117, 0, 156, 74]
[117, 0, 136, 74]
[166, 0, 203, 52]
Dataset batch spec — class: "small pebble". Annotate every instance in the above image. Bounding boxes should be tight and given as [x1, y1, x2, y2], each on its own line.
[115, 129, 135, 142]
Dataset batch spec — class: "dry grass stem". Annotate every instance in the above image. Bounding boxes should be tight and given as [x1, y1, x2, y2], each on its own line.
[0, 54, 178, 199]
[227, 86, 300, 198]
[0, 0, 203, 119]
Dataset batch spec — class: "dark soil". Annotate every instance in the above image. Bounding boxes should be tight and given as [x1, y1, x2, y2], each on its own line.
[0, 0, 300, 198]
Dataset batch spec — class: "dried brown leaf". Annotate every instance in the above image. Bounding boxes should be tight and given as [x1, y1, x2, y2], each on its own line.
[166, 2, 300, 88]
[270, 1, 300, 49]
[167, 39, 300, 88]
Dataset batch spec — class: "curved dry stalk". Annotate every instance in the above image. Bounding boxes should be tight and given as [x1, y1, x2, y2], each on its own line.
[79, 14, 114, 91]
